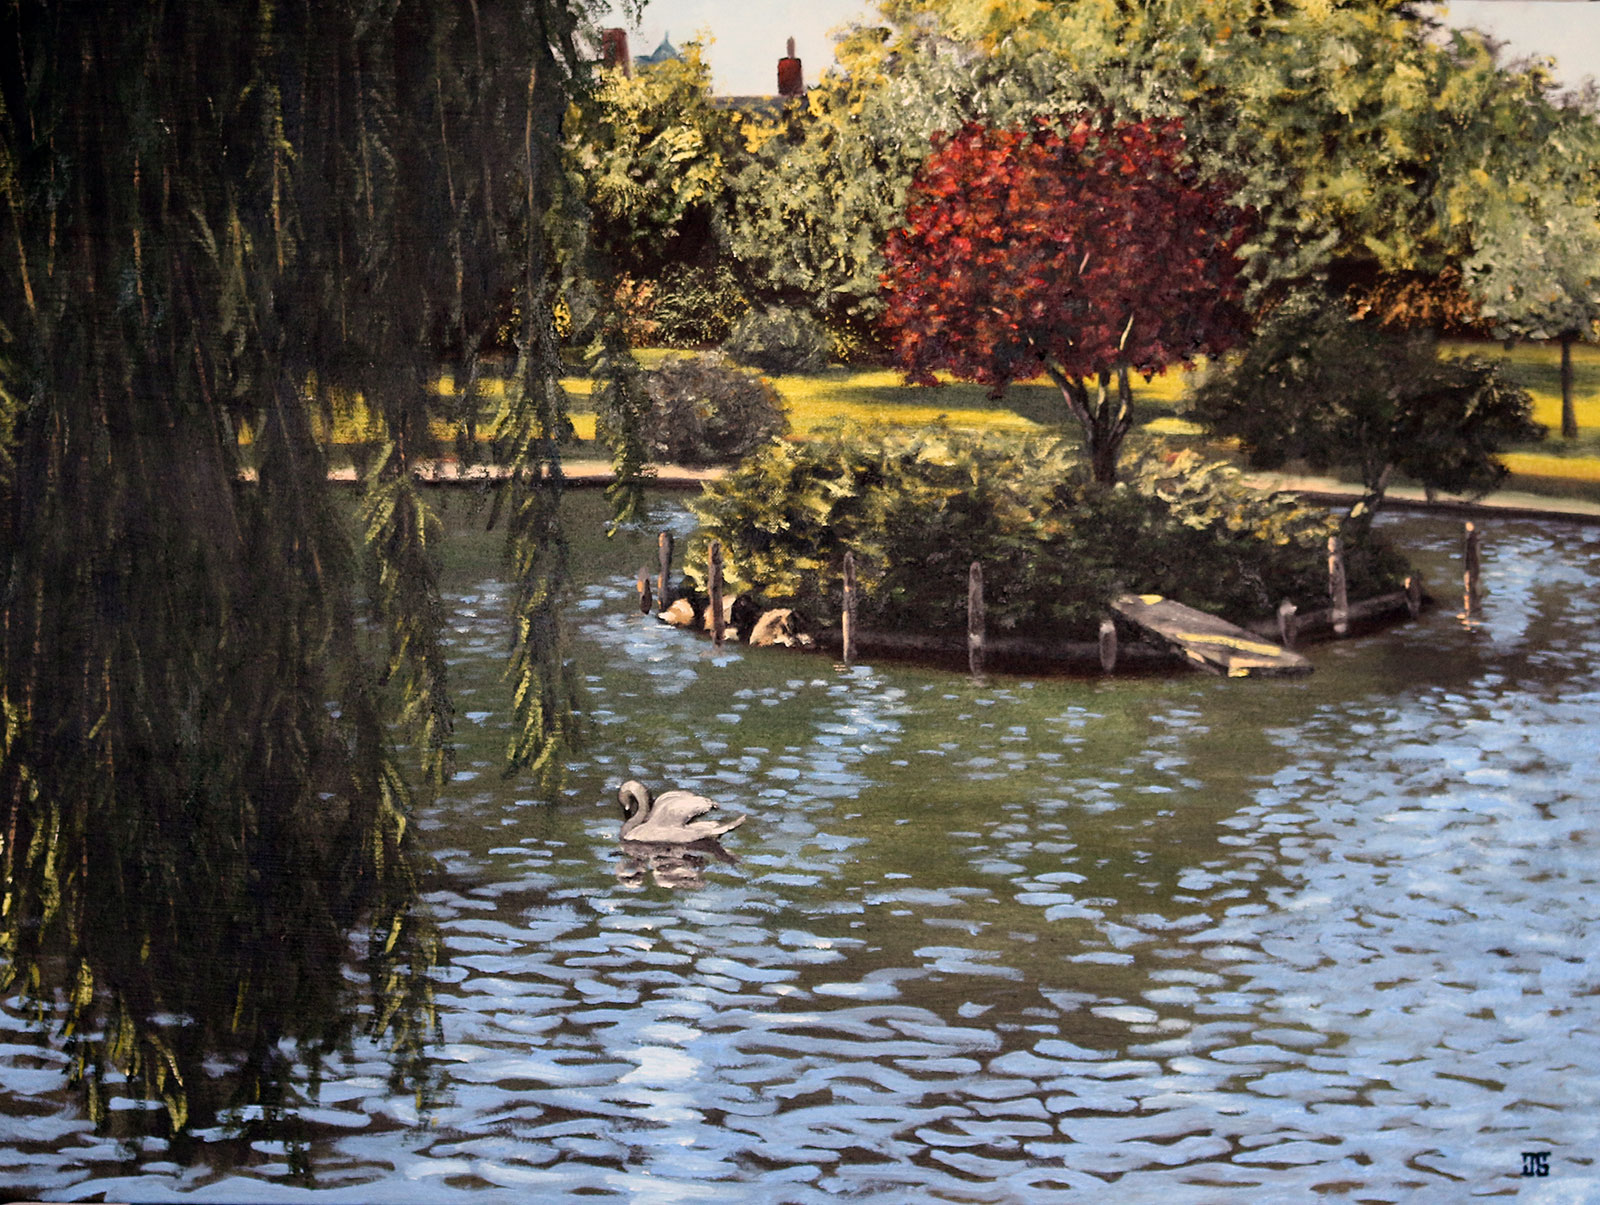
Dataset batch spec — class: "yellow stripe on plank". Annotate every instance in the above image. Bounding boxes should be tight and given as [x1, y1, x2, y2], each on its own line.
[1171, 632, 1287, 657]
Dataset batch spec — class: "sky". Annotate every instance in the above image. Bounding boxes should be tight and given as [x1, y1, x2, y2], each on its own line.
[606, 0, 1600, 96]
[605, 0, 876, 96]
[1429, 2, 1600, 91]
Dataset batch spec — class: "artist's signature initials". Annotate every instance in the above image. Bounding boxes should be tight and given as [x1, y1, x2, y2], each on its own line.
[1521, 1151, 1551, 1178]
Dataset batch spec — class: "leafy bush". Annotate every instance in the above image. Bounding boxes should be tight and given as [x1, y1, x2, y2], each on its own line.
[689, 425, 1402, 638]
[639, 352, 788, 466]
[650, 264, 749, 346]
[724, 305, 832, 374]
[821, 313, 887, 367]
[1185, 290, 1544, 518]
[609, 274, 662, 348]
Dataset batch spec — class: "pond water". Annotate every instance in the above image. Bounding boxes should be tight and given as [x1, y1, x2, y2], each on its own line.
[3, 493, 1599, 1202]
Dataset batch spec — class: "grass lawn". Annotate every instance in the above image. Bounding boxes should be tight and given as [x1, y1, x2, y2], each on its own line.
[398, 341, 1600, 499]
[750, 362, 1196, 436]
[743, 343, 1600, 499]
[1445, 339, 1600, 436]
[1439, 340, 1600, 487]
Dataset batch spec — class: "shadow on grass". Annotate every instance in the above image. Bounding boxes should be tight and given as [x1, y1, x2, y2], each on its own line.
[768, 366, 1192, 432]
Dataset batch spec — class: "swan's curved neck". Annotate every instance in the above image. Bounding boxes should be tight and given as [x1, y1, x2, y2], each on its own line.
[618, 782, 651, 836]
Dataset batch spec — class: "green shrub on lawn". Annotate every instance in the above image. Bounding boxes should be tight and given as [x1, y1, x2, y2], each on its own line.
[725, 305, 832, 374]
[688, 424, 1406, 638]
[640, 352, 789, 466]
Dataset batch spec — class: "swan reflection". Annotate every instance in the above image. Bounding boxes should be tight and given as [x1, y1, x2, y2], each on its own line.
[615, 837, 738, 891]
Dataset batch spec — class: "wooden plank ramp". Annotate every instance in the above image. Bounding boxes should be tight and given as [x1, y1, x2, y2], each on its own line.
[1112, 594, 1312, 678]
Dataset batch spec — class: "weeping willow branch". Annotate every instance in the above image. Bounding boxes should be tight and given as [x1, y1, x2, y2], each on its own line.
[0, 0, 616, 1138]
[0, 0, 634, 1136]
[590, 323, 650, 528]
[495, 37, 586, 790]
[362, 447, 456, 788]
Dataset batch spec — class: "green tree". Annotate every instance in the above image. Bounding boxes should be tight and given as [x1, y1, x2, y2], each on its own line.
[826, 0, 1590, 310]
[0, 0, 614, 1134]
[566, 40, 739, 279]
[1186, 292, 1544, 526]
[1459, 119, 1600, 439]
[725, 27, 917, 338]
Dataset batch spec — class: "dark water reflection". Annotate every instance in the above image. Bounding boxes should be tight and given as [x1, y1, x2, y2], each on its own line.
[4, 496, 1598, 1200]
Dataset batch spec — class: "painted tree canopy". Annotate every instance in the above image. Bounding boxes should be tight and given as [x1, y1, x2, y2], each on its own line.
[0, 0, 632, 1133]
[1465, 165, 1600, 439]
[881, 116, 1250, 483]
[565, 39, 739, 280]
[1185, 292, 1545, 524]
[609, 0, 1600, 378]
[867, 0, 1596, 290]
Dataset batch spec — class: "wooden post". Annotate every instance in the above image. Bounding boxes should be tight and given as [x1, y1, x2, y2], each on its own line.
[1328, 535, 1349, 636]
[657, 531, 674, 612]
[1404, 574, 1423, 619]
[636, 569, 652, 614]
[967, 561, 985, 678]
[1098, 618, 1117, 673]
[1463, 521, 1482, 615]
[708, 540, 726, 651]
[1277, 599, 1298, 649]
[841, 551, 858, 665]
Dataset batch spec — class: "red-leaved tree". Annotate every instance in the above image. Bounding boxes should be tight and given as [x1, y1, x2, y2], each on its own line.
[883, 116, 1252, 484]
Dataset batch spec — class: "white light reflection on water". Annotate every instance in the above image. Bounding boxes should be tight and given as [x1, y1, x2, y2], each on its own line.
[2, 512, 1599, 1202]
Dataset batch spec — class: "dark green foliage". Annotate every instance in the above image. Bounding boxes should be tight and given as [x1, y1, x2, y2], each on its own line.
[1185, 291, 1545, 522]
[564, 42, 738, 280]
[725, 306, 833, 374]
[649, 264, 751, 346]
[362, 460, 455, 787]
[689, 426, 1384, 640]
[589, 324, 653, 529]
[640, 353, 789, 467]
[0, 0, 611, 1137]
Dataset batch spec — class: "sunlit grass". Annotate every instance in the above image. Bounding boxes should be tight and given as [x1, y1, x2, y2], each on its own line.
[772, 369, 1045, 433]
[445, 359, 1191, 438]
[1499, 451, 1600, 482]
[1143, 416, 1206, 436]
[305, 343, 1600, 495]
[764, 364, 1203, 434]
[1442, 338, 1600, 452]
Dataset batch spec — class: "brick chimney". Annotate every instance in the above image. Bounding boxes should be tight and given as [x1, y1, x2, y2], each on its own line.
[778, 36, 803, 96]
[601, 27, 631, 76]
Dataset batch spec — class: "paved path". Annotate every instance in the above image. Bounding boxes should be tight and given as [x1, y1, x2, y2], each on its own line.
[326, 459, 726, 488]
[1242, 472, 1600, 524]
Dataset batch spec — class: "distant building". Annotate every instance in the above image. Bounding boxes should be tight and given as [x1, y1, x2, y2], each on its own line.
[635, 33, 682, 71]
[777, 36, 803, 97]
[600, 32, 805, 107]
[715, 39, 806, 111]
[600, 28, 631, 76]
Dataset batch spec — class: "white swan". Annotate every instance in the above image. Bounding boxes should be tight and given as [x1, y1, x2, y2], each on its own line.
[617, 780, 746, 843]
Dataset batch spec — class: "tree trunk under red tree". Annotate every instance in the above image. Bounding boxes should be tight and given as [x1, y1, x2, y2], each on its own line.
[1048, 365, 1134, 486]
